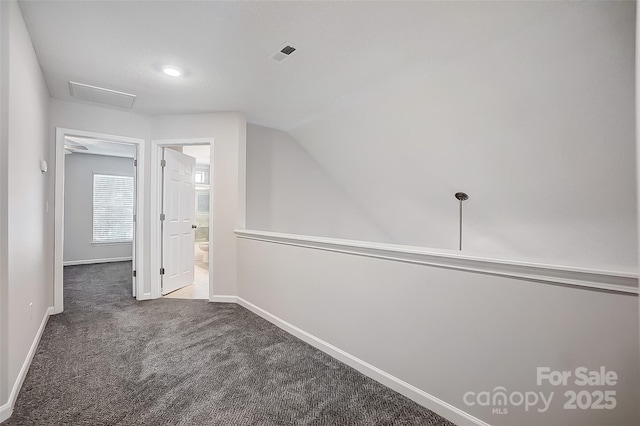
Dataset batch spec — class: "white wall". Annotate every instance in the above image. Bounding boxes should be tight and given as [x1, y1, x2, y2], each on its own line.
[237, 239, 639, 426]
[49, 98, 151, 294]
[151, 113, 246, 297]
[287, 1, 637, 273]
[1, 0, 51, 413]
[246, 124, 390, 241]
[637, 1, 640, 392]
[0, 0, 10, 410]
[49, 99, 153, 141]
[63, 153, 134, 264]
[49, 102, 246, 299]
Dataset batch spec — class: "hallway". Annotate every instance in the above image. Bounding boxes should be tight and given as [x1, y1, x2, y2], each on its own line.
[5, 262, 453, 425]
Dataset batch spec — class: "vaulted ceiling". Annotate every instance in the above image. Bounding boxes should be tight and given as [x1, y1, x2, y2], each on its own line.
[19, 0, 563, 130]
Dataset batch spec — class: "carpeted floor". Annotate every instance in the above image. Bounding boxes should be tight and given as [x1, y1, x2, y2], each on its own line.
[5, 261, 456, 426]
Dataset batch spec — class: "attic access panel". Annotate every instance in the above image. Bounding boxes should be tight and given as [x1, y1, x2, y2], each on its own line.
[69, 81, 136, 109]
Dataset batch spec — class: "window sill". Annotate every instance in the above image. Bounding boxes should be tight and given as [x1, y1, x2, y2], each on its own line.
[91, 240, 133, 246]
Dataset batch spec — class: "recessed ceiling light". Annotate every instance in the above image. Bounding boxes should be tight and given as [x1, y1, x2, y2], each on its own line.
[162, 66, 181, 77]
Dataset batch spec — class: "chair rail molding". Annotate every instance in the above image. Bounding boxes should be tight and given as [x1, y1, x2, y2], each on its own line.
[235, 230, 638, 295]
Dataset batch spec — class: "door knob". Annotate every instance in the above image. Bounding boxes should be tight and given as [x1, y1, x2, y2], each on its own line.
[192, 225, 197, 229]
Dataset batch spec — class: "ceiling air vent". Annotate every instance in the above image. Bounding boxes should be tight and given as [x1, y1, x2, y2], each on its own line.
[270, 42, 298, 63]
[69, 81, 136, 109]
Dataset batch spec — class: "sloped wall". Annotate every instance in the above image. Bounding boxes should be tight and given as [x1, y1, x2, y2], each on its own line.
[246, 124, 390, 242]
[287, 1, 636, 272]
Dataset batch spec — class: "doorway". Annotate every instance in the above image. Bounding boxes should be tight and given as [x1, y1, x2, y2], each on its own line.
[161, 145, 211, 300]
[150, 139, 214, 301]
[53, 128, 145, 313]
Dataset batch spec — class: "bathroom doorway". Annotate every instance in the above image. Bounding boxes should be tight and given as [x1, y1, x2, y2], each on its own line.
[149, 138, 214, 301]
[162, 145, 211, 300]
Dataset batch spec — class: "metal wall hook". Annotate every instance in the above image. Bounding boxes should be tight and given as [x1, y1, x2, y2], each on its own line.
[455, 192, 469, 250]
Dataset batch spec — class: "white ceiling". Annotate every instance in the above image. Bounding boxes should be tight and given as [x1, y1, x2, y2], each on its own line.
[19, 1, 565, 130]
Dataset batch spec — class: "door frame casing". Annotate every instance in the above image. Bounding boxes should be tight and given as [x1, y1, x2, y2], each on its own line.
[53, 127, 146, 313]
[150, 138, 214, 300]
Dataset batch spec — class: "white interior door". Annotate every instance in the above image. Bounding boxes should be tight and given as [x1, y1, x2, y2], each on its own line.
[162, 148, 196, 295]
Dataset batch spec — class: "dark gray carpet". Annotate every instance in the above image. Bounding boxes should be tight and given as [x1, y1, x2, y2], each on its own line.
[5, 261, 456, 426]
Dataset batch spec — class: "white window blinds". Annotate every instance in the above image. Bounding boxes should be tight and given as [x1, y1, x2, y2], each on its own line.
[93, 174, 134, 243]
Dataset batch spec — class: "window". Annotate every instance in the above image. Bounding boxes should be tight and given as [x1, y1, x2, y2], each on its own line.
[196, 191, 209, 214]
[195, 167, 209, 184]
[93, 174, 134, 243]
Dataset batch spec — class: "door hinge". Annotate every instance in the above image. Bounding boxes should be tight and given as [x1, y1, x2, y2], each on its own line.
[160, 268, 165, 275]
[134, 159, 137, 167]
[160, 159, 166, 168]
[132, 270, 137, 277]
[133, 214, 136, 222]
[160, 213, 165, 221]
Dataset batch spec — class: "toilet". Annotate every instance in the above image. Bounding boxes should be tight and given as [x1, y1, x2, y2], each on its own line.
[199, 242, 209, 263]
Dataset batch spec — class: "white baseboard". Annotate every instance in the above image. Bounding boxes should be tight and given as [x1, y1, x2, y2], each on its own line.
[0, 306, 54, 422]
[209, 295, 239, 303]
[63, 257, 132, 266]
[233, 296, 489, 426]
[0, 400, 10, 422]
